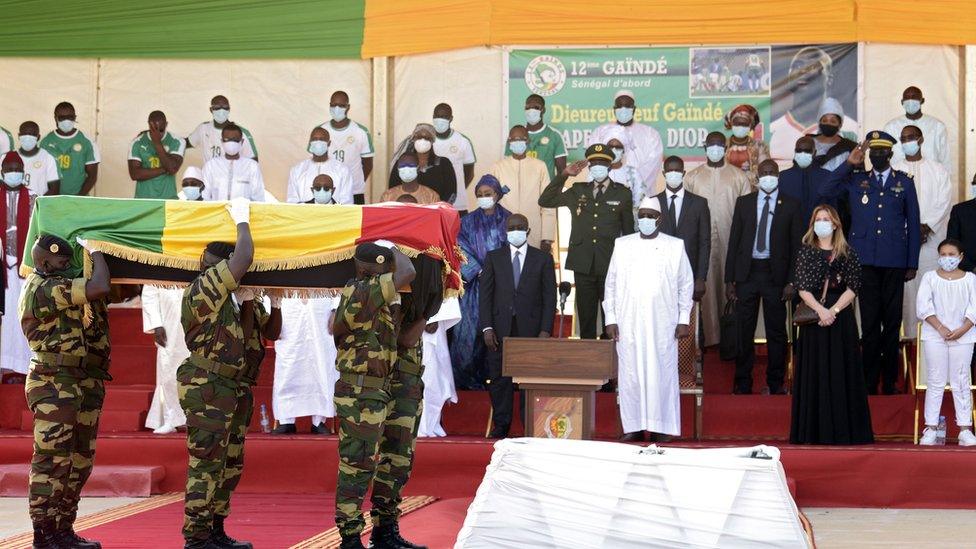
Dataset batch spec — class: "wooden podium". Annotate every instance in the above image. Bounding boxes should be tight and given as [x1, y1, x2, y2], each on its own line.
[503, 338, 617, 440]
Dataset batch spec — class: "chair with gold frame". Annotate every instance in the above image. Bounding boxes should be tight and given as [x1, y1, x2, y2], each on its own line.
[677, 305, 703, 439]
[912, 321, 976, 443]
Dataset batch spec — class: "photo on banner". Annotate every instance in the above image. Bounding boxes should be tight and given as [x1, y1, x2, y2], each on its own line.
[507, 45, 860, 164]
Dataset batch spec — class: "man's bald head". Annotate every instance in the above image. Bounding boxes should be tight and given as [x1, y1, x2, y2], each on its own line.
[330, 90, 349, 106]
[312, 174, 334, 191]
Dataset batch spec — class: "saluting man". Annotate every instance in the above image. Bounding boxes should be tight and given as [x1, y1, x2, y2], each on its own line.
[538, 144, 635, 339]
[824, 131, 921, 394]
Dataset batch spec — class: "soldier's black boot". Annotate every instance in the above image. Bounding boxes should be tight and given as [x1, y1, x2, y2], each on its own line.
[368, 523, 428, 549]
[56, 526, 102, 548]
[210, 516, 253, 549]
[31, 522, 59, 549]
[184, 537, 219, 549]
[340, 533, 366, 549]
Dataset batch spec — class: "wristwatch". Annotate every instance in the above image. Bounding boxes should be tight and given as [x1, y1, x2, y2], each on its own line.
[831, 306, 840, 314]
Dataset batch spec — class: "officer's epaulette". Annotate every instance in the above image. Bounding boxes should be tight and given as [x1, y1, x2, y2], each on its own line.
[894, 169, 913, 179]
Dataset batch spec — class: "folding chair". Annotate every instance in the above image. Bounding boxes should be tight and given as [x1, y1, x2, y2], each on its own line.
[900, 322, 916, 393]
[785, 303, 795, 391]
[678, 305, 703, 439]
[913, 322, 976, 443]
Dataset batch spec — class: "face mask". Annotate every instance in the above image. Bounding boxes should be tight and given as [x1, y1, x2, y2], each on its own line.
[507, 230, 527, 247]
[939, 255, 962, 272]
[901, 140, 920, 157]
[330, 106, 347, 122]
[818, 123, 839, 137]
[182, 186, 201, 201]
[19, 135, 38, 151]
[869, 151, 890, 172]
[308, 140, 329, 157]
[509, 140, 528, 155]
[731, 125, 750, 138]
[313, 189, 333, 204]
[589, 164, 609, 182]
[525, 108, 542, 125]
[611, 147, 624, 163]
[432, 118, 451, 134]
[705, 145, 725, 163]
[758, 175, 778, 193]
[794, 152, 813, 168]
[903, 99, 921, 116]
[398, 166, 418, 182]
[3, 172, 24, 187]
[222, 140, 242, 156]
[211, 109, 230, 124]
[814, 220, 834, 238]
[57, 119, 75, 133]
[664, 171, 683, 189]
[477, 196, 495, 210]
[413, 138, 432, 153]
[614, 107, 634, 124]
[637, 217, 657, 236]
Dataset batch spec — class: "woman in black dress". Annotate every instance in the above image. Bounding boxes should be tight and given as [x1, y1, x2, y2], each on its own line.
[790, 204, 874, 445]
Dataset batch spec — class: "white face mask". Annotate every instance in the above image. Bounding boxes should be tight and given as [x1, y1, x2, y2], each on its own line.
[477, 196, 495, 210]
[19, 135, 38, 151]
[432, 118, 451, 134]
[507, 230, 527, 247]
[794, 152, 813, 168]
[637, 217, 657, 236]
[614, 107, 634, 124]
[705, 145, 725, 163]
[211, 108, 230, 124]
[525, 108, 542, 125]
[731, 125, 750, 138]
[330, 106, 347, 122]
[413, 138, 432, 153]
[308, 140, 329, 157]
[57, 119, 75, 133]
[939, 255, 962, 272]
[664, 171, 683, 189]
[509, 140, 528, 155]
[182, 186, 201, 201]
[222, 140, 242, 156]
[313, 189, 333, 204]
[758, 175, 778, 193]
[901, 140, 920, 157]
[398, 166, 418, 183]
[3, 172, 24, 187]
[588, 165, 609, 182]
[813, 220, 834, 238]
[903, 99, 921, 116]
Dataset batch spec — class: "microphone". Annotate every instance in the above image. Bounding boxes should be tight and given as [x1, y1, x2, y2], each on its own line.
[558, 281, 572, 313]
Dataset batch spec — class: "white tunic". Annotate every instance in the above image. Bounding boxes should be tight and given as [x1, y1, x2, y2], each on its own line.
[418, 298, 462, 437]
[603, 233, 693, 435]
[588, 122, 663, 196]
[3, 262, 30, 374]
[201, 156, 266, 202]
[318, 120, 374, 196]
[273, 295, 339, 420]
[895, 158, 952, 338]
[187, 121, 256, 161]
[286, 157, 354, 205]
[916, 271, 976, 344]
[20, 149, 59, 196]
[141, 285, 189, 429]
[884, 114, 950, 171]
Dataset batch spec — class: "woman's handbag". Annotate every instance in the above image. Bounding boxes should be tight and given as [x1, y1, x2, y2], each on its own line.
[793, 275, 830, 326]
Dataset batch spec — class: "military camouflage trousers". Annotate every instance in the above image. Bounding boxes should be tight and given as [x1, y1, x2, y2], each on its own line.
[177, 363, 253, 541]
[334, 368, 424, 537]
[25, 368, 103, 528]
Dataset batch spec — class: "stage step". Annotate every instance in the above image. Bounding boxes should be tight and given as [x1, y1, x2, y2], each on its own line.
[107, 307, 154, 345]
[20, 409, 147, 433]
[102, 385, 154, 411]
[0, 463, 165, 497]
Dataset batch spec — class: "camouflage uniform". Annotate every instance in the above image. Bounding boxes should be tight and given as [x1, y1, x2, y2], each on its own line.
[18, 271, 91, 528]
[59, 298, 112, 530]
[177, 260, 269, 542]
[333, 272, 400, 537]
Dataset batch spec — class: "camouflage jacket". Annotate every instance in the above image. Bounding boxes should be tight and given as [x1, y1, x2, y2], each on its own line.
[241, 299, 270, 386]
[334, 272, 399, 378]
[18, 272, 89, 365]
[84, 299, 112, 379]
[181, 260, 247, 369]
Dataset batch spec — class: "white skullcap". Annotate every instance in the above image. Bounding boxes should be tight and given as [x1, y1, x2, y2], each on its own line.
[638, 195, 662, 212]
[817, 97, 844, 120]
[182, 166, 204, 182]
[614, 89, 635, 101]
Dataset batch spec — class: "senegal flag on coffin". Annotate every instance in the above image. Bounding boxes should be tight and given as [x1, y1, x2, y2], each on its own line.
[20, 196, 463, 297]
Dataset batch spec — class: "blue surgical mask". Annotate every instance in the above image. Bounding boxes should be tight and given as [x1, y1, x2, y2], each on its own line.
[432, 118, 451, 134]
[57, 119, 75, 133]
[507, 230, 527, 247]
[901, 140, 920, 157]
[3, 172, 24, 186]
[664, 171, 683, 188]
[731, 125, 750, 138]
[330, 106, 347, 122]
[637, 217, 657, 236]
[814, 220, 834, 238]
[903, 99, 921, 116]
[308, 140, 329, 157]
[509, 140, 528, 155]
[706, 145, 725, 163]
[19, 135, 38, 151]
[614, 107, 634, 124]
[398, 166, 419, 183]
[758, 175, 778, 193]
[182, 186, 201, 201]
[477, 196, 495, 210]
[939, 255, 962, 272]
[794, 152, 813, 168]
[211, 109, 230, 124]
[313, 189, 333, 204]
[589, 164, 609, 182]
[525, 108, 542, 125]
[611, 147, 624, 163]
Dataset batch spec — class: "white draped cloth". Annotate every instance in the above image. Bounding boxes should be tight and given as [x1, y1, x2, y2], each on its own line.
[418, 298, 461, 438]
[272, 295, 339, 422]
[894, 158, 952, 338]
[604, 233, 693, 436]
[141, 285, 189, 429]
[2, 261, 30, 374]
[588, 122, 663, 197]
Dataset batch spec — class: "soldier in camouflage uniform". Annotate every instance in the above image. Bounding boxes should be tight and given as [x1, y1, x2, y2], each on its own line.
[177, 198, 282, 549]
[333, 242, 418, 549]
[20, 234, 111, 549]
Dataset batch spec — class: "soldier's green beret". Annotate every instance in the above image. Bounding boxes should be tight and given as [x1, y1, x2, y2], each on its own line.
[355, 243, 393, 265]
[37, 234, 72, 257]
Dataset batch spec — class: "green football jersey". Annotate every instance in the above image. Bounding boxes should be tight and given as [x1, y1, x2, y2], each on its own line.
[40, 130, 98, 196]
[129, 131, 185, 199]
[527, 124, 568, 180]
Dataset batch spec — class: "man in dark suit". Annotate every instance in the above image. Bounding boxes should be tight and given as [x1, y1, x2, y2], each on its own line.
[655, 155, 711, 301]
[538, 144, 634, 339]
[480, 214, 557, 438]
[947, 173, 976, 271]
[778, 135, 835, 224]
[725, 160, 804, 394]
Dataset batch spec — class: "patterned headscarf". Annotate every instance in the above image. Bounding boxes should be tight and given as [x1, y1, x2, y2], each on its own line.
[473, 174, 509, 197]
[724, 104, 760, 129]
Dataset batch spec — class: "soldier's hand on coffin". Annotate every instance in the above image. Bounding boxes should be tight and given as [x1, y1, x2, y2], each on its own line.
[234, 287, 255, 302]
[227, 197, 250, 225]
[153, 327, 167, 348]
[483, 328, 499, 351]
[674, 324, 690, 339]
[605, 324, 619, 341]
[75, 236, 100, 253]
[425, 321, 439, 334]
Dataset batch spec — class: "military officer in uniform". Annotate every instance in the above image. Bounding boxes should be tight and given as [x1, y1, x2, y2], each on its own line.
[20, 234, 111, 549]
[177, 198, 282, 549]
[538, 143, 635, 339]
[333, 242, 418, 549]
[824, 131, 921, 394]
